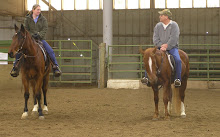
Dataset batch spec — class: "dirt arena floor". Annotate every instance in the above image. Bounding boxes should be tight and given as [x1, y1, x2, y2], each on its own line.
[0, 86, 219, 137]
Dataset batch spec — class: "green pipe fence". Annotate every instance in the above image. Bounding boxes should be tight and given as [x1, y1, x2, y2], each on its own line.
[0, 40, 93, 84]
[108, 44, 220, 81]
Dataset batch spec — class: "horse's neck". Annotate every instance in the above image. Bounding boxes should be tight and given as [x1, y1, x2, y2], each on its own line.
[24, 37, 38, 55]
[155, 50, 166, 66]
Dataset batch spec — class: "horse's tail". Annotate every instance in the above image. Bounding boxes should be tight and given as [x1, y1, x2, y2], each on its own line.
[172, 86, 181, 115]
[139, 46, 145, 55]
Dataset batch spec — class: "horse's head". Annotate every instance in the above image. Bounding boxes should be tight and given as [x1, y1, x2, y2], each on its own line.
[8, 24, 27, 58]
[141, 47, 161, 85]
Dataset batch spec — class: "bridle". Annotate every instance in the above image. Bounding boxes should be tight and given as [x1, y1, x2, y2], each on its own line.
[14, 31, 38, 58]
[15, 31, 26, 55]
[149, 50, 165, 90]
[150, 50, 165, 77]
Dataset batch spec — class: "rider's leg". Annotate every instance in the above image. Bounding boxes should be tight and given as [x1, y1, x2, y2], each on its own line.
[41, 40, 61, 77]
[168, 48, 182, 86]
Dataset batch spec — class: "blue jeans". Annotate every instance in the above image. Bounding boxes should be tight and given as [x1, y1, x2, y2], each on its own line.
[14, 40, 59, 66]
[168, 48, 182, 80]
[144, 48, 182, 81]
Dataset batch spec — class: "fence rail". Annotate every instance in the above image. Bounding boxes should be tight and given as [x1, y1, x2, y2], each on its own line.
[108, 44, 220, 81]
[0, 40, 93, 84]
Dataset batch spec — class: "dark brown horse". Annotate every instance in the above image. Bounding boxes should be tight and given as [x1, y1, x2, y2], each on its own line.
[140, 47, 189, 120]
[8, 24, 51, 119]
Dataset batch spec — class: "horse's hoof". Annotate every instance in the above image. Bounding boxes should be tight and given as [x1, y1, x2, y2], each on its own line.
[181, 114, 186, 118]
[43, 105, 48, 115]
[31, 111, 38, 116]
[152, 115, 160, 121]
[43, 110, 48, 115]
[164, 116, 171, 121]
[39, 116, 45, 120]
[21, 112, 28, 119]
[152, 117, 159, 121]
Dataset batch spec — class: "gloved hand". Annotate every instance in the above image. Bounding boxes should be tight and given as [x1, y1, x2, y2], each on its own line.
[32, 33, 40, 39]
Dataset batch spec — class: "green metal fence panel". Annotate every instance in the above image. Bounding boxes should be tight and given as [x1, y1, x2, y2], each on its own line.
[0, 40, 93, 84]
[108, 44, 220, 81]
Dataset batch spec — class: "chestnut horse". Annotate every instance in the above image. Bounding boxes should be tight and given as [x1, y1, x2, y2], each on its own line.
[140, 47, 189, 120]
[8, 24, 51, 120]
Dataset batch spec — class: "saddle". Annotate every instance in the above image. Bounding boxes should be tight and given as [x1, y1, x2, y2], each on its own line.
[166, 52, 176, 82]
[34, 39, 50, 69]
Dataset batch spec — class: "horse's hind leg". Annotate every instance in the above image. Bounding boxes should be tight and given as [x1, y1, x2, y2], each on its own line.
[42, 75, 49, 114]
[35, 76, 44, 119]
[21, 78, 29, 119]
[179, 78, 187, 118]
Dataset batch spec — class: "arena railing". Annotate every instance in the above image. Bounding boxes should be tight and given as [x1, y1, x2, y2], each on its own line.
[0, 40, 93, 84]
[107, 44, 220, 81]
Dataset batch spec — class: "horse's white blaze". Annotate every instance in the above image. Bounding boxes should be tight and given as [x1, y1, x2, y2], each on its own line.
[32, 104, 38, 112]
[43, 105, 48, 112]
[21, 112, 28, 119]
[148, 57, 153, 73]
[180, 102, 186, 116]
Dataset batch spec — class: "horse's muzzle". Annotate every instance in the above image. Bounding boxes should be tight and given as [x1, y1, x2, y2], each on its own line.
[8, 52, 14, 58]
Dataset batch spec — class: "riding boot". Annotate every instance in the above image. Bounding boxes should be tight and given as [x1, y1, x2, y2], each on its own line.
[52, 64, 62, 77]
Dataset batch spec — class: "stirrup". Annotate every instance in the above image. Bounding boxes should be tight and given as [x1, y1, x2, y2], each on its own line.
[141, 77, 151, 87]
[174, 79, 181, 87]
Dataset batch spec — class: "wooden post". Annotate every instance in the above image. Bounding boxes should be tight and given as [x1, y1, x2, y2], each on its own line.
[98, 43, 106, 88]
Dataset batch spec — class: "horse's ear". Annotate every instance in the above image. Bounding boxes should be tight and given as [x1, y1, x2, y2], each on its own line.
[139, 46, 145, 55]
[20, 24, 25, 33]
[152, 46, 157, 54]
[14, 24, 19, 32]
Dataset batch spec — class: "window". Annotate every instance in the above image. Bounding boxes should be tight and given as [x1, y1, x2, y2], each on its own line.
[180, 0, 192, 8]
[39, 0, 49, 11]
[89, 0, 100, 10]
[63, 0, 74, 10]
[155, 0, 165, 8]
[167, 0, 179, 8]
[127, 0, 138, 9]
[51, 0, 61, 10]
[194, 0, 206, 8]
[140, 0, 150, 9]
[75, 0, 87, 10]
[115, 0, 125, 9]
[27, 0, 37, 11]
[207, 0, 219, 7]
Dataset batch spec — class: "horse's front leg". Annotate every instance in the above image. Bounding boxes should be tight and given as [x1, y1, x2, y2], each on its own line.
[152, 85, 159, 120]
[21, 77, 29, 119]
[31, 93, 38, 115]
[163, 81, 172, 120]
